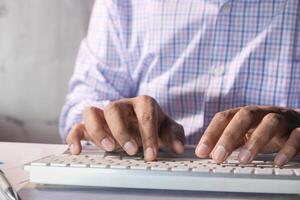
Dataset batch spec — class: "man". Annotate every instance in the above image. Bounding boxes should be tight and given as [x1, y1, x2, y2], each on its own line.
[59, 0, 300, 166]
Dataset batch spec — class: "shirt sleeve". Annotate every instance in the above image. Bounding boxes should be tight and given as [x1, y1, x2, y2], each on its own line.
[59, 0, 135, 142]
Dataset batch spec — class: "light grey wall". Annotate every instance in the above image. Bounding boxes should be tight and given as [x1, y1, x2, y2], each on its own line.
[0, 0, 94, 143]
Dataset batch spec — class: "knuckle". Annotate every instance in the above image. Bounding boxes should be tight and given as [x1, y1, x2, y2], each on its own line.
[244, 105, 257, 111]
[214, 111, 230, 121]
[294, 127, 300, 134]
[83, 106, 96, 115]
[263, 113, 282, 125]
[291, 127, 300, 139]
[83, 106, 99, 120]
[238, 106, 257, 118]
[138, 95, 154, 106]
[73, 123, 82, 132]
[104, 101, 120, 114]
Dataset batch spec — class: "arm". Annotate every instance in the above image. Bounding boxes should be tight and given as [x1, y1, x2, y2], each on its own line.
[59, 0, 134, 142]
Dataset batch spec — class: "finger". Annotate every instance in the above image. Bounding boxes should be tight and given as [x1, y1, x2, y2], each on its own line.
[66, 123, 88, 155]
[160, 117, 185, 154]
[195, 109, 237, 158]
[133, 95, 159, 161]
[275, 127, 300, 167]
[83, 107, 115, 151]
[238, 113, 288, 163]
[104, 101, 138, 156]
[211, 107, 261, 163]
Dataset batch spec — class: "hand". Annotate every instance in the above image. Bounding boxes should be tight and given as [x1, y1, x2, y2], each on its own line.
[67, 95, 185, 161]
[195, 106, 300, 166]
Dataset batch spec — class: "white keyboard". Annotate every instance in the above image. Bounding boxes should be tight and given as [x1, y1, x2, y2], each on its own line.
[24, 146, 300, 194]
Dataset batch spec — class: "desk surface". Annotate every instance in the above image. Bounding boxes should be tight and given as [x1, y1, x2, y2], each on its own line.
[0, 142, 299, 200]
[0, 142, 67, 190]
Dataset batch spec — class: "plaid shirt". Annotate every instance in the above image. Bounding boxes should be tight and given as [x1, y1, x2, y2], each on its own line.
[59, 0, 300, 144]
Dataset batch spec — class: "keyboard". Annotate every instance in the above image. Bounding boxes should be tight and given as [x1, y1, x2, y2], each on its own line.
[24, 146, 300, 194]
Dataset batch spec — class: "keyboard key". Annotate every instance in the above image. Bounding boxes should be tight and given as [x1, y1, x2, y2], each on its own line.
[164, 162, 178, 167]
[110, 164, 128, 169]
[196, 159, 212, 164]
[151, 165, 170, 171]
[70, 163, 88, 168]
[130, 165, 149, 170]
[213, 167, 233, 174]
[145, 162, 158, 166]
[254, 168, 273, 175]
[227, 160, 239, 164]
[238, 164, 256, 168]
[171, 166, 190, 172]
[90, 164, 108, 168]
[294, 169, 300, 176]
[122, 156, 143, 161]
[50, 163, 67, 167]
[275, 169, 294, 176]
[234, 167, 253, 175]
[178, 161, 192, 165]
[87, 154, 105, 159]
[284, 162, 300, 168]
[188, 163, 202, 168]
[192, 167, 210, 173]
[105, 155, 121, 159]
[31, 162, 49, 166]
[256, 161, 275, 168]
[251, 160, 266, 164]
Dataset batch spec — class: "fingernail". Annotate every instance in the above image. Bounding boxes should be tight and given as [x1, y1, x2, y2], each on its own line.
[123, 140, 138, 155]
[275, 153, 288, 167]
[238, 148, 252, 163]
[101, 137, 115, 151]
[145, 147, 156, 160]
[173, 140, 184, 154]
[196, 143, 209, 157]
[212, 145, 227, 163]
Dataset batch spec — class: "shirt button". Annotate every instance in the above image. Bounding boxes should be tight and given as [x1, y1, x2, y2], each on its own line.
[214, 65, 225, 76]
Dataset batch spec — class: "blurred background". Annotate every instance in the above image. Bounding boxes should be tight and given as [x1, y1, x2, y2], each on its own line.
[0, 0, 94, 143]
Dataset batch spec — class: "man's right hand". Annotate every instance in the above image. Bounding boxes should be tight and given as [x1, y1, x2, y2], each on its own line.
[67, 95, 185, 161]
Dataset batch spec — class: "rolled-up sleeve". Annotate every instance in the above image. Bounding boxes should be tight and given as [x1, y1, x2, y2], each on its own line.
[59, 0, 135, 142]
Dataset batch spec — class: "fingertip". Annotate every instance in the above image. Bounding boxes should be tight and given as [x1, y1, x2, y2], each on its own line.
[195, 143, 209, 158]
[173, 139, 184, 154]
[144, 147, 157, 161]
[123, 139, 138, 156]
[274, 152, 288, 167]
[101, 137, 115, 152]
[238, 148, 252, 164]
[70, 143, 81, 155]
[211, 145, 228, 164]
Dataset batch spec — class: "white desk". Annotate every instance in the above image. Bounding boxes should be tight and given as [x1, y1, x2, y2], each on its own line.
[0, 142, 67, 191]
[0, 142, 299, 200]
